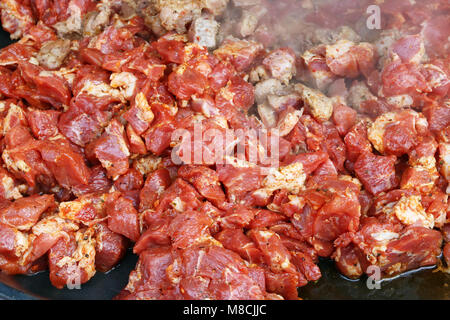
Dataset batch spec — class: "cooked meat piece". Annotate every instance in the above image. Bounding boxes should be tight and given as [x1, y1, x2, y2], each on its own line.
[188, 14, 220, 49]
[37, 39, 71, 70]
[294, 84, 333, 122]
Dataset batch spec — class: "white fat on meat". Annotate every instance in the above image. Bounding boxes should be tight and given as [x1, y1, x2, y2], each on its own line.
[371, 230, 400, 242]
[110, 72, 138, 99]
[32, 215, 79, 240]
[55, 228, 97, 281]
[133, 155, 163, 175]
[392, 195, 434, 229]
[79, 79, 125, 102]
[2, 151, 31, 175]
[439, 143, 450, 194]
[2, 102, 26, 136]
[385, 94, 413, 108]
[58, 194, 107, 225]
[259, 161, 306, 196]
[0, 0, 35, 39]
[423, 64, 450, 91]
[0, 174, 22, 200]
[134, 92, 155, 125]
[367, 112, 397, 154]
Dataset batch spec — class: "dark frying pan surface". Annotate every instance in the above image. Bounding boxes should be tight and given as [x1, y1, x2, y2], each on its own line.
[0, 27, 448, 300]
[1, 253, 449, 300]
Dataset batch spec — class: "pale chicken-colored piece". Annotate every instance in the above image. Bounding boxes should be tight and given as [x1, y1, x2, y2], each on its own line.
[257, 103, 277, 128]
[238, 6, 267, 38]
[347, 80, 377, 112]
[203, 0, 229, 15]
[150, 0, 228, 33]
[53, 1, 83, 38]
[277, 109, 303, 137]
[8, 228, 32, 261]
[188, 14, 220, 49]
[37, 39, 72, 70]
[294, 83, 333, 122]
[422, 64, 450, 92]
[82, 0, 113, 37]
[239, 10, 259, 38]
[254, 79, 286, 105]
[249, 65, 270, 84]
[263, 49, 297, 84]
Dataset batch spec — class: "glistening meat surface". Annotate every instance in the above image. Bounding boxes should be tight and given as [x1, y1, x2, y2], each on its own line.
[0, 0, 448, 300]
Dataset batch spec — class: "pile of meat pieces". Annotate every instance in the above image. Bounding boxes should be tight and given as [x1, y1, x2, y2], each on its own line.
[0, 0, 448, 300]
